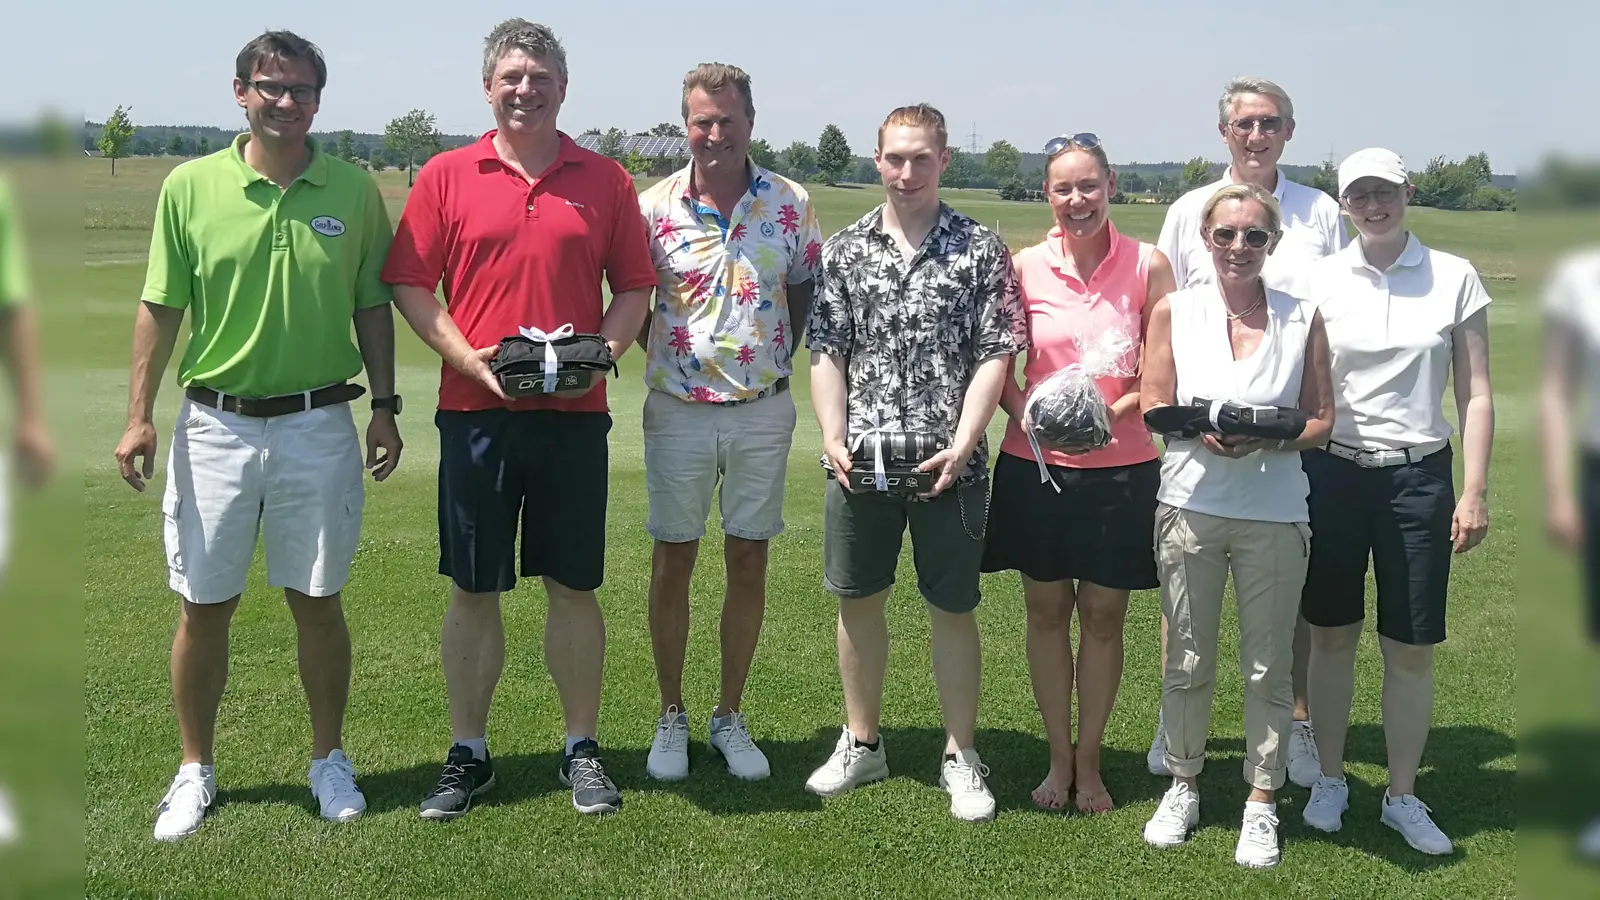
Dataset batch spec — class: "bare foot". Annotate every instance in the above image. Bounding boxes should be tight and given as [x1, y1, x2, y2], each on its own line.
[1032, 765, 1073, 812]
[1073, 768, 1114, 814]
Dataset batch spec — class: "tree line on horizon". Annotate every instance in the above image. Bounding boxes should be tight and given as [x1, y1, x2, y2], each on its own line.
[88, 105, 1515, 211]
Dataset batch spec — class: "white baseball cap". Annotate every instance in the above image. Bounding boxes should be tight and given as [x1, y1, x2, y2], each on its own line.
[1337, 148, 1408, 196]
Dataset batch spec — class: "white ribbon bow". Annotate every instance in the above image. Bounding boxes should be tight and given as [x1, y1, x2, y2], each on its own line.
[518, 323, 576, 392]
[848, 410, 890, 492]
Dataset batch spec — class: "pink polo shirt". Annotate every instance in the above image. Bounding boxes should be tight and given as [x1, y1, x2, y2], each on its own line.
[1000, 222, 1159, 470]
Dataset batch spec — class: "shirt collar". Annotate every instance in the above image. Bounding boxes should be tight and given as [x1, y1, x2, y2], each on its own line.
[1223, 165, 1287, 202]
[678, 159, 764, 208]
[1043, 219, 1124, 278]
[866, 200, 957, 246]
[475, 130, 581, 174]
[229, 133, 328, 188]
[1342, 231, 1426, 273]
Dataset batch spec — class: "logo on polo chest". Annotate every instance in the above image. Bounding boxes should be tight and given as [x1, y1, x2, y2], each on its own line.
[310, 216, 346, 237]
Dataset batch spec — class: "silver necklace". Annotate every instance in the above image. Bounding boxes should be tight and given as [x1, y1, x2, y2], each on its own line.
[1226, 284, 1265, 320]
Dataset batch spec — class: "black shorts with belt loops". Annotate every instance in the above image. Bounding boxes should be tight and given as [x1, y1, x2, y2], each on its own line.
[436, 409, 611, 594]
[1299, 443, 1455, 645]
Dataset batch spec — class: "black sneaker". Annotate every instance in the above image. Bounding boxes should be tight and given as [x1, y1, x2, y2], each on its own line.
[560, 739, 621, 815]
[419, 744, 496, 820]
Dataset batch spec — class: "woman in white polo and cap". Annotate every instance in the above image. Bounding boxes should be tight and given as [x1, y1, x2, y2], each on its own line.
[1294, 148, 1495, 855]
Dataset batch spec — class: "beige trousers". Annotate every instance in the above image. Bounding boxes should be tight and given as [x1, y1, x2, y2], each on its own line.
[1156, 503, 1311, 791]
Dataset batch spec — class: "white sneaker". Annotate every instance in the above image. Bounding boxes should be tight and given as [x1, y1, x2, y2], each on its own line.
[1143, 781, 1200, 848]
[1381, 791, 1454, 855]
[1235, 801, 1282, 868]
[309, 750, 366, 822]
[1579, 816, 1600, 861]
[647, 706, 690, 781]
[939, 748, 996, 823]
[1147, 715, 1170, 776]
[1302, 775, 1349, 832]
[153, 763, 215, 842]
[709, 711, 770, 781]
[804, 727, 888, 797]
[1287, 720, 1321, 789]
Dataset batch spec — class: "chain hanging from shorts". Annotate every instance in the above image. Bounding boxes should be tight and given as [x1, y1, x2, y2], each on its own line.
[957, 476, 991, 542]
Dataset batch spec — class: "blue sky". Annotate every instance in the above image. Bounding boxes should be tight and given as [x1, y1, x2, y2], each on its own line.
[13, 0, 1559, 172]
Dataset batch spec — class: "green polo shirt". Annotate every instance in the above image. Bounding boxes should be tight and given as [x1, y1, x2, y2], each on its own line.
[141, 134, 394, 397]
[0, 178, 28, 306]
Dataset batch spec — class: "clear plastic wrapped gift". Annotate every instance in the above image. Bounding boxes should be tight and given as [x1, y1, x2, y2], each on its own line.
[1021, 322, 1138, 491]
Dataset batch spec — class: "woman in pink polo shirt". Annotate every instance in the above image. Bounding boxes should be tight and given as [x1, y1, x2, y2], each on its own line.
[981, 133, 1175, 813]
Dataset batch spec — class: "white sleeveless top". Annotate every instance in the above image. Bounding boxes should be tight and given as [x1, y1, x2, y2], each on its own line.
[1156, 285, 1314, 524]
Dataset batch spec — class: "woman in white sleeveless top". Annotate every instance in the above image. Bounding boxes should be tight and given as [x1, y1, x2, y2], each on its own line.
[1137, 183, 1335, 869]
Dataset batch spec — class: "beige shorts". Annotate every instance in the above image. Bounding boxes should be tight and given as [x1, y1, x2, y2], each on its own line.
[642, 388, 796, 543]
[162, 398, 365, 604]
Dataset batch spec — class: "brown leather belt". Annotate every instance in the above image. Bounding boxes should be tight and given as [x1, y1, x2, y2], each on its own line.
[185, 382, 366, 418]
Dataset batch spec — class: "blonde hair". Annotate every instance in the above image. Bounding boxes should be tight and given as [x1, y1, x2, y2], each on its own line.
[877, 103, 947, 150]
[681, 62, 754, 120]
[1200, 183, 1282, 232]
[1218, 75, 1294, 123]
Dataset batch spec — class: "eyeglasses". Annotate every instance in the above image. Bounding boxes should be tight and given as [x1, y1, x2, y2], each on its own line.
[1206, 225, 1275, 250]
[1228, 116, 1285, 136]
[247, 80, 319, 105]
[1343, 184, 1403, 208]
[1043, 132, 1102, 156]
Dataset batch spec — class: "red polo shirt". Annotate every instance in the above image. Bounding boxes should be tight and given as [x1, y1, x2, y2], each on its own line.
[381, 131, 657, 412]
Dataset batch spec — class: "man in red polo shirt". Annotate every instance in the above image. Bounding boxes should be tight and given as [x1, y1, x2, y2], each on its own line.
[382, 17, 654, 818]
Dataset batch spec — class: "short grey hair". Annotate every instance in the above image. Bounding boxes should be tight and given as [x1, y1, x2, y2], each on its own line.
[1217, 76, 1294, 123]
[482, 18, 567, 82]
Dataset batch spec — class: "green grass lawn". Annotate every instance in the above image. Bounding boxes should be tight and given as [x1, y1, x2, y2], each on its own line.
[77, 157, 1521, 898]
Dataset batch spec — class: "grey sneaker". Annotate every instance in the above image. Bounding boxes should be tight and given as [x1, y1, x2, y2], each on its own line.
[1381, 792, 1453, 855]
[419, 745, 496, 821]
[1286, 720, 1321, 789]
[1303, 775, 1349, 832]
[561, 740, 621, 815]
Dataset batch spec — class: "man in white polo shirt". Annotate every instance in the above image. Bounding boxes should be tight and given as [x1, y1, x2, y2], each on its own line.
[1149, 75, 1347, 787]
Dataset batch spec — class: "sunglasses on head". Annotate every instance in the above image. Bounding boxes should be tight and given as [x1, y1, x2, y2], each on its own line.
[1043, 132, 1102, 156]
[1228, 116, 1285, 136]
[1207, 225, 1275, 250]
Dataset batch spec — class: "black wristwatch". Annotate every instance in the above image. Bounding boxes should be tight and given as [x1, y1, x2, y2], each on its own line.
[372, 395, 403, 414]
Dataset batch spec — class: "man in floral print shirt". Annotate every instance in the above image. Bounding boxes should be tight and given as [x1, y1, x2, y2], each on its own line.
[803, 103, 1026, 822]
[635, 63, 823, 784]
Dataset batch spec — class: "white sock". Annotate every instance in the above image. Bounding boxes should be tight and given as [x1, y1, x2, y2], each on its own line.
[565, 734, 593, 755]
[180, 762, 213, 780]
[1246, 800, 1277, 814]
[457, 737, 488, 761]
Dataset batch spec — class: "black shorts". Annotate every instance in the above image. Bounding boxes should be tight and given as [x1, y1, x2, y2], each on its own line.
[1584, 452, 1600, 642]
[1299, 444, 1455, 645]
[822, 475, 990, 613]
[980, 452, 1160, 590]
[436, 409, 611, 594]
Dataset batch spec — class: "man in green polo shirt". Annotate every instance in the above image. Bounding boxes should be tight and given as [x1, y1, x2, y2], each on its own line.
[111, 30, 402, 843]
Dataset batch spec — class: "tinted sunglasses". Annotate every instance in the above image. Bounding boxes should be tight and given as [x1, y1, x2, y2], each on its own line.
[1043, 132, 1102, 156]
[1228, 116, 1285, 136]
[1207, 225, 1275, 249]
